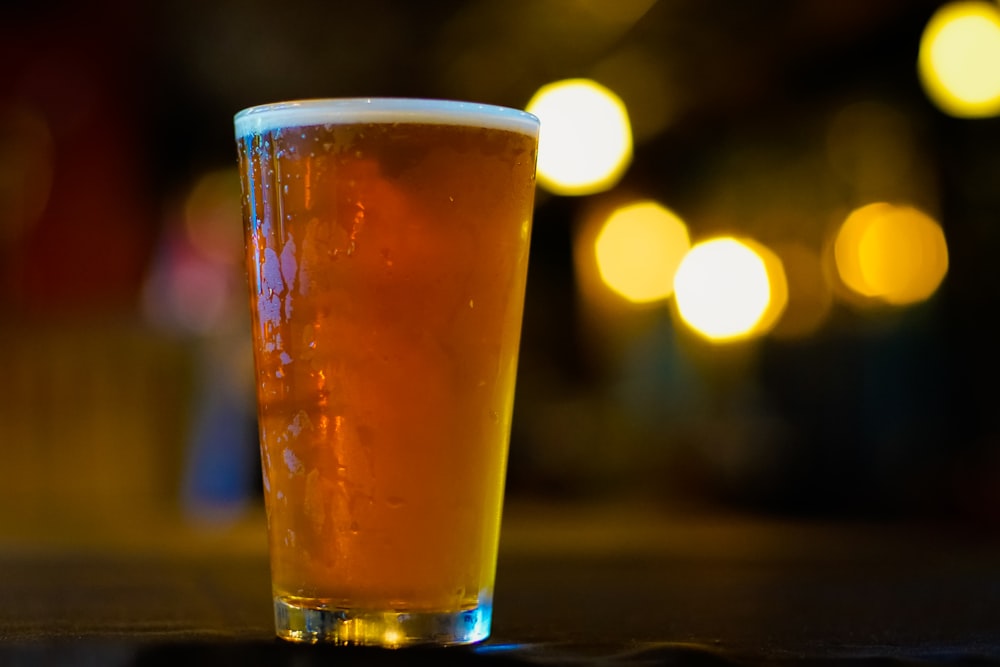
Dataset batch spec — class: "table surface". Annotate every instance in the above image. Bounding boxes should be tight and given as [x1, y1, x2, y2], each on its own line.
[3, 501, 1000, 666]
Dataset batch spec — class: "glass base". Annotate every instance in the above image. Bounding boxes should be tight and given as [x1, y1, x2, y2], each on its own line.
[273, 596, 492, 646]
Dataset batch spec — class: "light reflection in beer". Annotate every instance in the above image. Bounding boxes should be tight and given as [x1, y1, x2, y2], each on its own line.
[318, 413, 330, 447]
[317, 369, 329, 443]
[305, 158, 313, 210]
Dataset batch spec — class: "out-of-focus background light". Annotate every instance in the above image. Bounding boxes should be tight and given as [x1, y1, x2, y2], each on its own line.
[768, 242, 832, 340]
[142, 169, 245, 335]
[593, 200, 690, 304]
[741, 239, 788, 337]
[919, 1, 1000, 118]
[0, 104, 54, 248]
[526, 78, 633, 196]
[673, 237, 772, 343]
[834, 202, 949, 306]
[183, 169, 243, 267]
[6, 0, 1000, 542]
[825, 100, 938, 208]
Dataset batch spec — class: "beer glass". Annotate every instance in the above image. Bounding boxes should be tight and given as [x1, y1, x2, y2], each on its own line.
[234, 98, 539, 645]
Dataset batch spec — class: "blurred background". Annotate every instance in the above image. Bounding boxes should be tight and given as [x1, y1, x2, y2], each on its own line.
[2, 0, 1000, 549]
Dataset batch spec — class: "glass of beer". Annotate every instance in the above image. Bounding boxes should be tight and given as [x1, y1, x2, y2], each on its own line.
[234, 98, 539, 646]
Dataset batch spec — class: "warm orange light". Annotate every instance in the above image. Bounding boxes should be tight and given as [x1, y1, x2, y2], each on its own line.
[741, 239, 788, 337]
[834, 203, 949, 306]
[593, 201, 690, 304]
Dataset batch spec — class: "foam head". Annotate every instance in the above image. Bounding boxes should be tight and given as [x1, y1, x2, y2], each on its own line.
[234, 98, 540, 140]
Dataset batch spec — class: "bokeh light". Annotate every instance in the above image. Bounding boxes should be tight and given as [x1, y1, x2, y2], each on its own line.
[142, 169, 246, 335]
[673, 237, 772, 343]
[834, 202, 949, 306]
[526, 78, 633, 196]
[825, 100, 936, 208]
[593, 200, 690, 304]
[183, 168, 244, 264]
[0, 103, 54, 246]
[590, 46, 673, 142]
[741, 239, 788, 337]
[918, 1, 1000, 118]
[769, 242, 833, 339]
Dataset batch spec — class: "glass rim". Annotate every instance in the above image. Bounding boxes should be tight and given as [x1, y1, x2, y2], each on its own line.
[234, 97, 540, 139]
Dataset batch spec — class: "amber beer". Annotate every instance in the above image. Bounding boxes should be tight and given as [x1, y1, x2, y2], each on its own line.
[234, 99, 539, 645]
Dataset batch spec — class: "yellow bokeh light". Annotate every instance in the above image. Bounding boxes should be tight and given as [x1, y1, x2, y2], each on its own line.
[834, 202, 949, 306]
[770, 242, 833, 340]
[673, 237, 772, 343]
[918, 1, 1000, 118]
[526, 78, 633, 196]
[741, 239, 788, 337]
[594, 201, 690, 304]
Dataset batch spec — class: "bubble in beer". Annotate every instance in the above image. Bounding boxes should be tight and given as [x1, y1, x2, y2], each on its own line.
[284, 448, 304, 475]
[262, 248, 284, 293]
[287, 410, 313, 436]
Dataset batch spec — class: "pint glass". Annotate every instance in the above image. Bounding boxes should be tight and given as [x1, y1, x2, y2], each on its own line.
[234, 99, 539, 645]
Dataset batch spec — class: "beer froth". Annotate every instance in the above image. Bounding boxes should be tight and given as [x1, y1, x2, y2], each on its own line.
[235, 98, 540, 141]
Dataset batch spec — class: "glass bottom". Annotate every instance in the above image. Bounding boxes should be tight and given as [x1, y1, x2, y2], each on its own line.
[273, 595, 492, 646]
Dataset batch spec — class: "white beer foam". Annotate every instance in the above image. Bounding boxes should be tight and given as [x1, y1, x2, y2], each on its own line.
[235, 98, 540, 139]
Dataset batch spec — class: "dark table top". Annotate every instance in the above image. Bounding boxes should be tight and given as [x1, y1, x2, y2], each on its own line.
[3, 502, 1000, 666]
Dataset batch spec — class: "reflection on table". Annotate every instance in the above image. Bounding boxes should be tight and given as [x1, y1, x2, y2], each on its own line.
[3, 499, 1000, 665]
